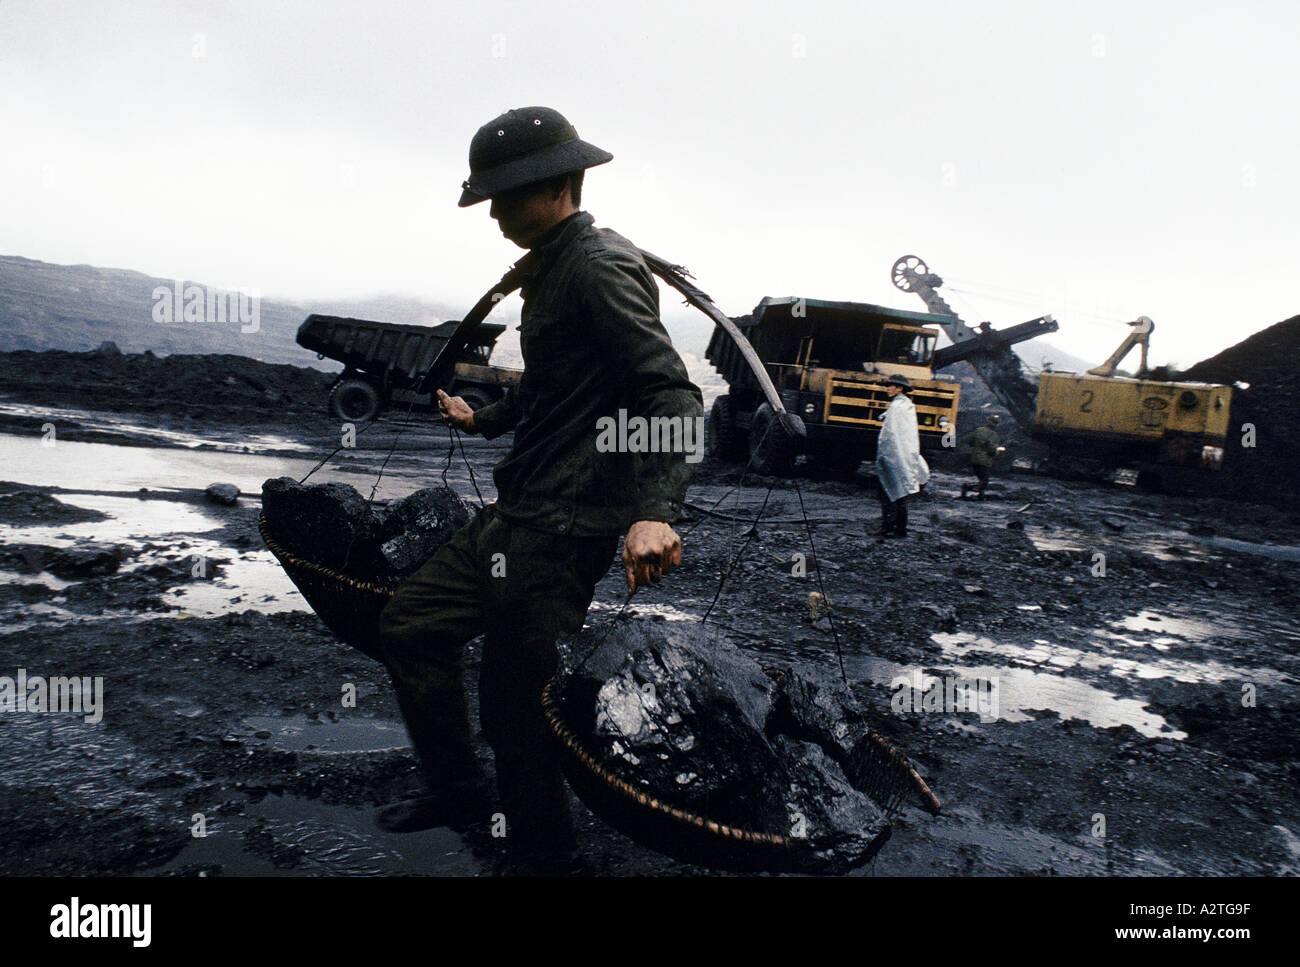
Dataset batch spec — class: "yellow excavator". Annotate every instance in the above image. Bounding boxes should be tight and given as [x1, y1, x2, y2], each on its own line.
[891, 255, 1235, 488]
[1033, 317, 1233, 485]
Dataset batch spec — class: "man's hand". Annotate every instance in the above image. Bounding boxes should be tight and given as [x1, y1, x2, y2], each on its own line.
[436, 389, 476, 433]
[622, 520, 682, 594]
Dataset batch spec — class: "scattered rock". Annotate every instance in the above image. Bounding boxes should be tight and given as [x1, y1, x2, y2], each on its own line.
[918, 603, 957, 630]
[962, 584, 986, 596]
[1101, 517, 1126, 532]
[0, 491, 109, 525]
[205, 483, 241, 506]
[46, 543, 125, 579]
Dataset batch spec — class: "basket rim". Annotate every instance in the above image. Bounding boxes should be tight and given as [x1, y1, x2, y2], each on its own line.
[258, 511, 400, 597]
[541, 675, 802, 855]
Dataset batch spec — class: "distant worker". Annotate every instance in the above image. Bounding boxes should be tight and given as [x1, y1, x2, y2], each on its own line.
[960, 414, 1001, 500]
[873, 373, 929, 538]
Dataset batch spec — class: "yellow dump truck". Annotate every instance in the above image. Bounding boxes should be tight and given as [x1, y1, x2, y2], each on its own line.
[706, 296, 960, 475]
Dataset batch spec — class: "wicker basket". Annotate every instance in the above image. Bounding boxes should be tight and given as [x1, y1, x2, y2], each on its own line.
[541, 670, 939, 874]
[258, 512, 398, 663]
[260, 511, 938, 871]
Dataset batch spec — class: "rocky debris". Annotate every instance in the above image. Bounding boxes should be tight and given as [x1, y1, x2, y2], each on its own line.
[205, 483, 241, 506]
[919, 603, 958, 630]
[557, 617, 893, 873]
[0, 488, 110, 525]
[46, 543, 126, 579]
[374, 487, 471, 576]
[260, 477, 469, 583]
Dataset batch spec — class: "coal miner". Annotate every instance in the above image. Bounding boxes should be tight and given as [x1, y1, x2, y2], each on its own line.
[873, 373, 929, 538]
[375, 106, 703, 874]
[960, 413, 1001, 500]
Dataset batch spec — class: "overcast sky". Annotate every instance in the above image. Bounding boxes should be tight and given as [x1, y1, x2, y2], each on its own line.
[2, 0, 1295, 367]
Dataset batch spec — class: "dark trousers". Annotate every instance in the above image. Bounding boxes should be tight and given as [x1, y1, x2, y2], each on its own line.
[377, 503, 618, 856]
[876, 480, 909, 535]
[963, 462, 990, 498]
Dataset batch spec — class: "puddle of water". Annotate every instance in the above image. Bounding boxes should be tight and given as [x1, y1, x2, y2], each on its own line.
[1, 493, 222, 546]
[1181, 533, 1300, 563]
[145, 793, 483, 876]
[0, 432, 329, 498]
[587, 600, 700, 622]
[154, 539, 307, 618]
[0, 568, 77, 590]
[0, 402, 312, 453]
[841, 651, 1185, 738]
[931, 630, 1295, 689]
[242, 714, 410, 753]
[1112, 610, 1245, 642]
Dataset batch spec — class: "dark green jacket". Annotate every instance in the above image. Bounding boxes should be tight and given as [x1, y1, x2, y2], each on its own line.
[965, 425, 1000, 468]
[472, 211, 704, 537]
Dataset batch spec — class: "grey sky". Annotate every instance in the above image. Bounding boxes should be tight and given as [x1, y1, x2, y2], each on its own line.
[2, 0, 1295, 367]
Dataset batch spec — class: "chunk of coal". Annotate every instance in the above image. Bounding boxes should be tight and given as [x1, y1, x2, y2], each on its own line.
[205, 483, 241, 506]
[375, 486, 471, 576]
[46, 543, 125, 578]
[261, 477, 471, 583]
[261, 477, 385, 576]
[557, 616, 893, 872]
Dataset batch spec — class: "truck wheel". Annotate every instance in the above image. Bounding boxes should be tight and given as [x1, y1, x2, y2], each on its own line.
[453, 386, 495, 413]
[748, 403, 796, 476]
[707, 394, 746, 461]
[329, 377, 383, 423]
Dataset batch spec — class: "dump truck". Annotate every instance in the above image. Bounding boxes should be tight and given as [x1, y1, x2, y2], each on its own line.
[296, 315, 522, 423]
[705, 296, 962, 475]
[891, 256, 1234, 487]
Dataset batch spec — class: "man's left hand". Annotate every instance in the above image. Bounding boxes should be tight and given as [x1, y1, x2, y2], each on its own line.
[622, 520, 682, 594]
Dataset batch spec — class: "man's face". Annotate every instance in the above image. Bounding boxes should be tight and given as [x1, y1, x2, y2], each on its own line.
[886, 384, 902, 398]
[489, 182, 563, 249]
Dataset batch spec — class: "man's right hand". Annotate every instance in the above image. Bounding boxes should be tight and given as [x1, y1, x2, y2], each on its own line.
[436, 389, 476, 433]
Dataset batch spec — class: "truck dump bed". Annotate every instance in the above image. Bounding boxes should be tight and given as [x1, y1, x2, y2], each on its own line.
[296, 315, 505, 389]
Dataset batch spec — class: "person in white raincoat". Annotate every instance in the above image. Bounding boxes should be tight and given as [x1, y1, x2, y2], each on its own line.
[873, 373, 929, 537]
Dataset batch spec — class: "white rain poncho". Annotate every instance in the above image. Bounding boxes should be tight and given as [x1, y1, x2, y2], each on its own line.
[876, 394, 930, 502]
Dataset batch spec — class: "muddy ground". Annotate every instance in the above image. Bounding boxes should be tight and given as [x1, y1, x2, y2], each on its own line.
[1, 358, 1298, 877]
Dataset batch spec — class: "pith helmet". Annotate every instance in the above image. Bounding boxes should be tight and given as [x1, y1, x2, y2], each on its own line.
[458, 106, 612, 207]
[886, 373, 913, 391]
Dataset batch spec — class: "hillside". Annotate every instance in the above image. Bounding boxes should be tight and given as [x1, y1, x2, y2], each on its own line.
[0, 256, 465, 368]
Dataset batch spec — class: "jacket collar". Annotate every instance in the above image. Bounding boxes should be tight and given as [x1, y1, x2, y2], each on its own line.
[529, 210, 592, 261]
[514, 211, 592, 299]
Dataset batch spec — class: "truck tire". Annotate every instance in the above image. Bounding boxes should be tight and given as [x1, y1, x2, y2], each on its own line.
[706, 394, 746, 461]
[748, 403, 796, 476]
[452, 385, 495, 413]
[329, 377, 384, 423]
